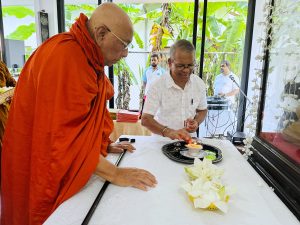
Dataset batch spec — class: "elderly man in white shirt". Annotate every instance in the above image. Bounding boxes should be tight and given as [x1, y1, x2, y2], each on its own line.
[141, 40, 207, 141]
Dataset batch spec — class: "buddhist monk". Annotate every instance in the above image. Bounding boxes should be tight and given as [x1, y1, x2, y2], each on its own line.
[1, 3, 157, 225]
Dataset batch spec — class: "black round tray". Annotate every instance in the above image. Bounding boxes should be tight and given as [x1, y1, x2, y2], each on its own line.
[162, 141, 223, 164]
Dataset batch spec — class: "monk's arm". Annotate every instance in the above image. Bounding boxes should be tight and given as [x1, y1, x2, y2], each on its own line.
[94, 155, 157, 191]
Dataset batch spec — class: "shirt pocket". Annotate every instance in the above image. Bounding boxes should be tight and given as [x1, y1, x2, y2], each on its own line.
[187, 96, 200, 117]
[162, 90, 180, 114]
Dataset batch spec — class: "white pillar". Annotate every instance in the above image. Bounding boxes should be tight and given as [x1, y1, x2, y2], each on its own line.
[34, 0, 58, 46]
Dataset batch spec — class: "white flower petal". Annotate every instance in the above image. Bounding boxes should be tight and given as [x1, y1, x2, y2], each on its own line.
[214, 201, 228, 213]
[182, 183, 192, 192]
[194, 198, 211, 209]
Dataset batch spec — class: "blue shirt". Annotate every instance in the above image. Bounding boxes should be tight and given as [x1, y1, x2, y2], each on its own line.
[142, 66, 165, 95]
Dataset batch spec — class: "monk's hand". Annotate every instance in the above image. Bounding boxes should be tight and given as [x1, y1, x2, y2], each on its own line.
[111, 167, 157, 191]
[185, 118, 199, 133]
[107, 142, 136, 153]
[163, 128, 191, 142]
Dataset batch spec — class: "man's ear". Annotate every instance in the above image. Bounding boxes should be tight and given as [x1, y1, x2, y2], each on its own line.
[95, 25, 108, 41]
[167, 58, 172, 67]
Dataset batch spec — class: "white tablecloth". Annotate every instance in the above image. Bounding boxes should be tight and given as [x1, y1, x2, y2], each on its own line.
[44, 136, 299, 225]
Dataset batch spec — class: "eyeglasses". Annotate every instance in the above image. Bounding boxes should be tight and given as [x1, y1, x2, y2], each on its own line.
[172, 60, 195, 70]
[105, 26, 132, 50]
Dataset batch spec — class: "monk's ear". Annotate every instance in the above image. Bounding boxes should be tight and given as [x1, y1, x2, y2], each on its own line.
[95, 25, 108, 41]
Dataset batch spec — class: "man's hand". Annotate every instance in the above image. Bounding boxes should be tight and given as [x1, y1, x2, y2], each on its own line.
[107, 142, 136, 153]
[184, 118, 199, 133]
[111, 167, 157, 191]
[164, 128, 191, 142]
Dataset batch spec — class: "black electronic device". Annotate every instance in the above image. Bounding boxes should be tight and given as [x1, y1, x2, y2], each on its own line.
[207, 96, 229, 110]
[227, 131, 246, 144]
[119, 137, 130, 142]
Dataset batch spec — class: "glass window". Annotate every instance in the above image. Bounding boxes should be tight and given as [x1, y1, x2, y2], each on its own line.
[64, 0, 98, 31]
[200, 1, 249, 137]
[2, 0, 37, 78]
[259, 0, 300, 164]
[115, 1, 195, 110]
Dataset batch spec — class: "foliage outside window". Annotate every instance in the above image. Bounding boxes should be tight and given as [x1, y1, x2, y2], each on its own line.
[2, 4, 37, 66]
[201, 2, 248, 95]
[118, 2, 248, 107]
[63, 2, 248, 109]
[64, 4, 97, 31]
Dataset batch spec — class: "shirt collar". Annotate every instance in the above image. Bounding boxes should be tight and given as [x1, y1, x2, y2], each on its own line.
[165, 72, 193, 89]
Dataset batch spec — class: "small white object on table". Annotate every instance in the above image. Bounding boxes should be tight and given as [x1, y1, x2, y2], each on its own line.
[44, 136, 299, 225]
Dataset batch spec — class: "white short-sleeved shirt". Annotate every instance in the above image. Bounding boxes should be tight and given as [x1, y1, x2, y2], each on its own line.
[213, 72, 240, 104]
[142, 66, 165, 95]
[143, 72, 207, 131]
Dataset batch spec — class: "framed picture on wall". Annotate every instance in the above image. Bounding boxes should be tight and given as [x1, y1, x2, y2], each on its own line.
[39, 11, 49, 43]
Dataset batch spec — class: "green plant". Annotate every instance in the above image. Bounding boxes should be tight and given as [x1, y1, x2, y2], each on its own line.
[65, 4, 97, 29]
[2, 6, 36, 40]
[2, 6, 36, 64]
[63, 2, 247, 105]
[198, 2, 248, 95]
[2, 6, 34, 18]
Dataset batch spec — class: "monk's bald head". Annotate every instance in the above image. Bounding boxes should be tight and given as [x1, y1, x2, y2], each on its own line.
[88, 3, 133, 43]
[87, 3, 133, 66]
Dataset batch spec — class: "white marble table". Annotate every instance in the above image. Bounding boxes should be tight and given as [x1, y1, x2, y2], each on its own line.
[44, 136, 299, 225]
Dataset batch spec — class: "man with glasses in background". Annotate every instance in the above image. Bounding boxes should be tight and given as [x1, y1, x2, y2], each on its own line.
[213, 60, 240, 106]
[210, 60, 240, 137]
[141, 39, 207, 140]
[1, 3, 157, 225]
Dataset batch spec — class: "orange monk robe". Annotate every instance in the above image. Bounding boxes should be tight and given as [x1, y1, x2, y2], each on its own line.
[1, 14, 114, 225]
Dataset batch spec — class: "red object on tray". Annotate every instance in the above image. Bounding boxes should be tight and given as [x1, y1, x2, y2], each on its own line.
[116, 110, 140, 123]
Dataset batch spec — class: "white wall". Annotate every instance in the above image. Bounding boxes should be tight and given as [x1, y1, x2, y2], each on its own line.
[34, 0, 58, 45]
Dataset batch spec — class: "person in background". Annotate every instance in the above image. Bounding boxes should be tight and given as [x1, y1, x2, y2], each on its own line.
[140, 53, 165, 115]
[213, 60, 240, 105]
[142, 53, 166, 96]
[141, 39, 207, 140]
[1, 3, 156, 225]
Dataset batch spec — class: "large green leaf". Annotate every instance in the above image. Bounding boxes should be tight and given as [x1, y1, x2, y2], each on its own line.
[6, 23, 36, 40]
[80, 4, 97, 12]
[118, 3, 143, 14]
[207, 15, 221, 38]
[132, 16, 147, 25]
[133, 31, 144, 49]
[143, 4, 162, 13]
[2, 6, 34, 18]
[222, 19, 245, 51]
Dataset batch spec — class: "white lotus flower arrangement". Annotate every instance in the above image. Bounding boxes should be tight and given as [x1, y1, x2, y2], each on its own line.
[182, 158, 235, 213]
